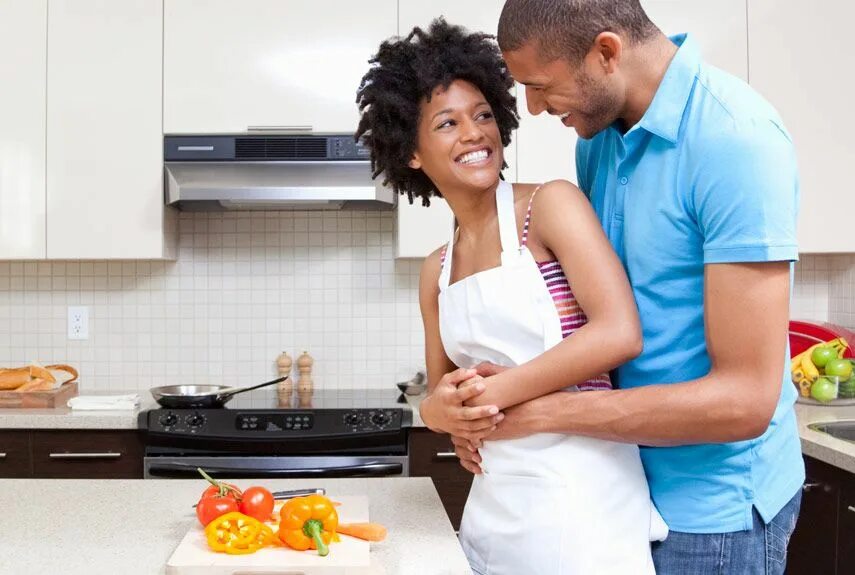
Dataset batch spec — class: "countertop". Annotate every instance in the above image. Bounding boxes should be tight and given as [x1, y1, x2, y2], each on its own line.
[0, 476, 471, 575]
[0, 390, 157, 429]
[795, 402, 855, 474]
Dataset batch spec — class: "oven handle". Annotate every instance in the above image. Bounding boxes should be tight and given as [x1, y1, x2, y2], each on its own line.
[147, 461, 403, 478]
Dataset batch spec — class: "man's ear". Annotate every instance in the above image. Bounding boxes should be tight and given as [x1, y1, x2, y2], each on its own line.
[590, 31, 623, 74]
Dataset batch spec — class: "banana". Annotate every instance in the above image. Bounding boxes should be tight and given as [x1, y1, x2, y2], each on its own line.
[795, 376, 812, 398]
[800, 353, 820, 382]
[791, 367, 805, 383]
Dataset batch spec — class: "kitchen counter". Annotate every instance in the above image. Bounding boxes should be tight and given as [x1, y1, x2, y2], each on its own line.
[0, 390, 156, 429]
[0, 476, 471, 575]
[795, 402, 855, 474]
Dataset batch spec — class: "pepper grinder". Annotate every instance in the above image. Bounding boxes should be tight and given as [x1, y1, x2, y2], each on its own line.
[297, 351, 314, 393]
[276, 351, 294, 394]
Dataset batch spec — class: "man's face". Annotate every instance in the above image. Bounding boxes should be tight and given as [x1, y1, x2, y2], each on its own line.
[503, 42, 623, 140]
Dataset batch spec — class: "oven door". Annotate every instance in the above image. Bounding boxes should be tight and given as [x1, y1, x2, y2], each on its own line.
[144, 455, 408, 479]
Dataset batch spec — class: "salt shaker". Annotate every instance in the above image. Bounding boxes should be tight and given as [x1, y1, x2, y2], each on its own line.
[297, 351, 314, 393]
[276, 351, 294, 393]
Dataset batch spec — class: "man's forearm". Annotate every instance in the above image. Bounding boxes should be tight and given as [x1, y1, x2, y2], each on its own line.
[518, 372, 778, 446]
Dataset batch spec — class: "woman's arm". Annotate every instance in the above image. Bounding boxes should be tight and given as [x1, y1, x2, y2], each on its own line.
[417, 248, 502, 438]
[468, 180, 642, 410]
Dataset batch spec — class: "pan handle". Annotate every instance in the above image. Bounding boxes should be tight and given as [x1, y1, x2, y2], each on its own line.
[217, 376, 288, 401]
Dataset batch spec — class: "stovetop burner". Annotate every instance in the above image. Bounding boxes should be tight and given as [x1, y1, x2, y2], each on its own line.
[139, 388, 412, 445]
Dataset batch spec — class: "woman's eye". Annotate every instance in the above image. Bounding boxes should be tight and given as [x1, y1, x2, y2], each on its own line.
[436, 119, 455, 129]
[477, 111, 494, 120]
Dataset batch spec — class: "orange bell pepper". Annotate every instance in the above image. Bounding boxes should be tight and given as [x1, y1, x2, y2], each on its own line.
[278, 494, 339, 556]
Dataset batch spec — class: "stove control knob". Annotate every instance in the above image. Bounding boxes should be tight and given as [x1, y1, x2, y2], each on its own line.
[158, 413, 178, 427]
[370, 412, 390, 427]
[344, 412, 360, 426]
[186, 413, 206, 428]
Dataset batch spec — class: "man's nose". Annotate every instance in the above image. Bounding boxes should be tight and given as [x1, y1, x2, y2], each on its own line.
[525, 86, 546, 116]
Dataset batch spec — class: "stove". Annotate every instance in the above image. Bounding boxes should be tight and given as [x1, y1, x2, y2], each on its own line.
[139, 389, 413, 479]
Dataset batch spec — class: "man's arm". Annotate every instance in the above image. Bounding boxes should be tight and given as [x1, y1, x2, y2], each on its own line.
[487, 260, 790, 445]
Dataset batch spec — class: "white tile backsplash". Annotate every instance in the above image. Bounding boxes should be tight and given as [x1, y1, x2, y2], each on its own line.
[1, 215, 853, 394]
[0, 211, 425, 393]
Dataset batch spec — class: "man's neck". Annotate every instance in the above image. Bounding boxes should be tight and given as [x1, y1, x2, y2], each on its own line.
[619, 34, 680, 130]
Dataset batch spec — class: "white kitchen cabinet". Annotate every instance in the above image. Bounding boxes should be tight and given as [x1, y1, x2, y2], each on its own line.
[47, 0, 175, 259]
[0, 0, 47, 259]
[164, 0, 396, 135]
[748, 0, 854, 253]
[396, 0, 512, 258]
[515, 0, 748, 184]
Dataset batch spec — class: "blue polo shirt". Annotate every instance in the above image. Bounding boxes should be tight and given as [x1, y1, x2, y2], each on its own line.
[576, 34, 804, 533]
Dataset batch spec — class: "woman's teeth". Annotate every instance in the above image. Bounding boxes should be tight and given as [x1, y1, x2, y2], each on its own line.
[457, 149, 490, 165]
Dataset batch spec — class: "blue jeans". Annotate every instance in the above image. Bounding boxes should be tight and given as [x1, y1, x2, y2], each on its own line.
[652, 490, 802, 575]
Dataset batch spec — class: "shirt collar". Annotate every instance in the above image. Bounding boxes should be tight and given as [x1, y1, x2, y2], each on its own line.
[635, 33, 701, 144]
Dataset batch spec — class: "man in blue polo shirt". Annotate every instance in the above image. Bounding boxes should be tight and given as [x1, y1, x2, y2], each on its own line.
[448, 1, 803, 572]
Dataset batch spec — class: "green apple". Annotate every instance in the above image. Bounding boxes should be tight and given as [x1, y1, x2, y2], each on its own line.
[811, 346, 837, 368]
[825, 358, 853, 382]
[811, 378, 838, 403]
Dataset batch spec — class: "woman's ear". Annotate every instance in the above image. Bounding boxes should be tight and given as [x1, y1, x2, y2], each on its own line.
[408, 154, 422, 170]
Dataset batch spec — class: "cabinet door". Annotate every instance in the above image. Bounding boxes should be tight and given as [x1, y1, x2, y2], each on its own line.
[164, 0, 396, 134]
[47, 0, 170, 259]
[515, 0, 748, 184]
[840, 473, 855, 575]
[408, 428, 473, 531]
[31, 430, 144, 479]
[0, 0, 47, 259]
[396, 0, 514, 258]
[748, 0, 855, 253]
[787, 456, 839, 575]
[0, 431, 32, 478]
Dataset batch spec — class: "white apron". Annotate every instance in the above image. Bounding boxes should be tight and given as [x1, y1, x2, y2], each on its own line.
[439, 181, 668, 575]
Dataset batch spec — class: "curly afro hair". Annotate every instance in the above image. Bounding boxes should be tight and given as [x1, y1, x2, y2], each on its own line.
[355, 18, 519, 207]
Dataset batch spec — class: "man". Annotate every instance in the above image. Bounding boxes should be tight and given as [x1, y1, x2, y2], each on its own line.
[420, 0, 803, 572]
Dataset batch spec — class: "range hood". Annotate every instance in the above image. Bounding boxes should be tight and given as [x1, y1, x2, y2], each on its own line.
[164, 134, 395, 211]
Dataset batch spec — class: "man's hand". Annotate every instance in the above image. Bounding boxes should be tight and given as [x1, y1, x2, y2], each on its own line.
[473, 362, 509, 378]
[419, 368, 504, 442]
[451, 435, 482, 474]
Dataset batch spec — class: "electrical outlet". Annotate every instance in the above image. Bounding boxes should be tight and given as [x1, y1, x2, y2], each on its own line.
[68, 306, 89, 340]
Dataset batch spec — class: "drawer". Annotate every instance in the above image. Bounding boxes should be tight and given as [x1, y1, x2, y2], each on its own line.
[32, 430, 144, 478]
[0, 431, 31, 478]
[408, 428, 472, 479]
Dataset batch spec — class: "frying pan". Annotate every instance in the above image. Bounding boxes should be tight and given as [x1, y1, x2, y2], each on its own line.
[149, 376, 287, 409]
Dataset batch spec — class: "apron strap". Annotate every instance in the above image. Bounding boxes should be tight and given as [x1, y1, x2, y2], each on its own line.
[495, 180, 520, 255]
[438, 233, 455, 290]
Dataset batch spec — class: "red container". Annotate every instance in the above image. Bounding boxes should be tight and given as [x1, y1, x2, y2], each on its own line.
[789, 320, 855, 358]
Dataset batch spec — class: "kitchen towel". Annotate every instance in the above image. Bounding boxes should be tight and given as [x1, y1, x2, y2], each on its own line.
[67, 394, 141, 410]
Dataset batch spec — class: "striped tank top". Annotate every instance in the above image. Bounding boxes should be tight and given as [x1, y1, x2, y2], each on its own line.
[440, 188, 612, 391]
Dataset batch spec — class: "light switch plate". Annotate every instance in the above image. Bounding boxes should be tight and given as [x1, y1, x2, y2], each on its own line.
[68, 306, 89, 340]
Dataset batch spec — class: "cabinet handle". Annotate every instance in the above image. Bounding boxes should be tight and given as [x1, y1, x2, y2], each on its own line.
[848, 506, 855, 513]
[802, 481, 831, 493]
[0, 453, 6, 459]
[435, 451, 458, 460]
[246, 125, 313, 132]
[48, 452, 121, 460]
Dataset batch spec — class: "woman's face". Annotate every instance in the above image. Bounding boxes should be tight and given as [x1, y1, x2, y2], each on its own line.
[409, 79, 504, 194]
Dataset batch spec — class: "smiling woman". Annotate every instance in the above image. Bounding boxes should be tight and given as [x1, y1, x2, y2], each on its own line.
[355, 17, 666, 575]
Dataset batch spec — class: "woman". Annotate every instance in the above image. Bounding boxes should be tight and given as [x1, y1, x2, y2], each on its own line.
[356, 19, 667, 574]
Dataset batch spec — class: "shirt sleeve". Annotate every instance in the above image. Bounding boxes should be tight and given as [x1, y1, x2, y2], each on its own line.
[693, 120, 800, 264]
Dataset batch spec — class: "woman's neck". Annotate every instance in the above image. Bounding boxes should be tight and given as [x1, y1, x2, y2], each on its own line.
[442, 181, 501, 243]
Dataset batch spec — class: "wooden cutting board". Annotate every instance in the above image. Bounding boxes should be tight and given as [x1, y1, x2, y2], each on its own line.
[166, 496, 383, 575]
[0, 381, 78, 408]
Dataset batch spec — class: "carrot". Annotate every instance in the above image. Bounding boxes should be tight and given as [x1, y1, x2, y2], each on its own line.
[336, 522, 387, 542]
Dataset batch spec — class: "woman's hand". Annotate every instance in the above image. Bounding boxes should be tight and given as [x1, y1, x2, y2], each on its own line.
[419, 368, 504, 441]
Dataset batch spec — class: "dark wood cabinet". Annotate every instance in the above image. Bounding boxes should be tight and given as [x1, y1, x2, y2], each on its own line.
[0, 430, 144, 479]
[0, 430, 32, 478]
[409, 428, 473, 531]
[787, 455, 855, 575]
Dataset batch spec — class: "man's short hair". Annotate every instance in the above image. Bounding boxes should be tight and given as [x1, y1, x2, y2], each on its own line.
[498, 0, 658, 63]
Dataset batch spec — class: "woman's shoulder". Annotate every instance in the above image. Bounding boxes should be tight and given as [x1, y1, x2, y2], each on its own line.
[511, 179, 586, 209]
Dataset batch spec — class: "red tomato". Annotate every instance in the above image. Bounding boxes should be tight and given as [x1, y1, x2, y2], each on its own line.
[238, 486, 275, 522]
[196, 496, 239, 526]
[201, 482, 241, 501]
